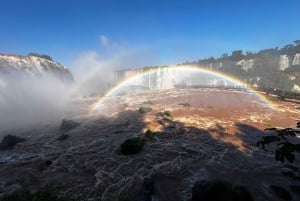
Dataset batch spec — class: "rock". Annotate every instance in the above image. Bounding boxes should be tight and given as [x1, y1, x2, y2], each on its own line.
[56, 134, 69, 141]
[139, 107, 152, 113]
[290, 185, 300, 195]
[270, 185, 292, 201]
[192, 180, 253, 201]
[132, 177, 154, 201]
[60, 119, 80, 131]
[38, 160, 53, 172]
[120, 137, 145, 155]
[0, 135, 25, 150]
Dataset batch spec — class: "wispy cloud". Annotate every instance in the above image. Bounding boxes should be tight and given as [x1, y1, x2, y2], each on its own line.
[99, 35, 109, 47]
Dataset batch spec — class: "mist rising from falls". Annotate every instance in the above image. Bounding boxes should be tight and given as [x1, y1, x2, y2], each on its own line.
[0, 72, 73, 130]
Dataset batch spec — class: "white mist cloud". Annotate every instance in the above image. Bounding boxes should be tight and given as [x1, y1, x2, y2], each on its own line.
[0, 72, 72, 131]
[70, 35, 158, 96]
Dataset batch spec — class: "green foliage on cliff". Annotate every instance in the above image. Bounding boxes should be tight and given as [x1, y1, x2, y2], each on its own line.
[28, 52, 53, 61]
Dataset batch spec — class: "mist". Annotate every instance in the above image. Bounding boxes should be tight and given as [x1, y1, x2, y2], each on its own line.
[0, 36, 159, 131]
[70, 35, 159, 97]
[0, 72, 72, 131]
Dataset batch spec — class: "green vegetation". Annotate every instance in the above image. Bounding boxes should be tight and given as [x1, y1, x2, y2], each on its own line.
[257, 122, 300, 180]
[120, 137, 145, 155]
[28, 52, 53, 61]
[163, 110, 172, 118]
[0, 187, 75, 201]
[207, 105, 214, 109]
[144, 128, 161, 139]
[178, 102, 191, 107]
[192, 180, 253, 201]
[0, 135, 25, 150]
[182, 40, 300, 92]
[138, 106, 153, 113]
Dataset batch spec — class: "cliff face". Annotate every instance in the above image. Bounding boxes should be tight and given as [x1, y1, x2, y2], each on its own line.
[0, 54, 73, 83]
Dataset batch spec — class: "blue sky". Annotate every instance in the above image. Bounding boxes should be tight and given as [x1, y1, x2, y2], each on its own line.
[1, 0, 300, 68]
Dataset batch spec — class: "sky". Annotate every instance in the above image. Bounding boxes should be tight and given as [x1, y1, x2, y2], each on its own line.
[1, 0, 300, 68]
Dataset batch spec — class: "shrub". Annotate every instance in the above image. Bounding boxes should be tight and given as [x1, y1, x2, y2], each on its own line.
[120, 137, 145, 155]
[144, 129, 161, 139]
[163, 110, 172, 118]
[0, 135, 25, 150]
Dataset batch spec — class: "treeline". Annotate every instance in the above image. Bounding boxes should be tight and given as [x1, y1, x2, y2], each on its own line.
[28, 52, 53, 61]
[180, 40, 300, 92]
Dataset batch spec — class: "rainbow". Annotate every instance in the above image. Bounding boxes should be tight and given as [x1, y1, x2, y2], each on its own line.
[89, 65, 277, 113]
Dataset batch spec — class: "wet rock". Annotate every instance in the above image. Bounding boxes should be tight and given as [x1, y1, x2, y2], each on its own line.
[0, 135, 25, 150]
[120, 137, 145, 155]
[60, 119, 80, 131]
[56, 134, 69, 141]
[37, 160, 53, 172]
[192, 180, 253, 201]
[290, 185, 300, 196]
[139, 107, 152, 113]
[132, 177, 154, 201]
[270, 185, 292, 201]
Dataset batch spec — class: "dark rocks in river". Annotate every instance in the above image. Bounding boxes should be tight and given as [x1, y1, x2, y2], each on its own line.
[139, 106, 153, 113]
[120, 137, 145, 155]
[37, 160, 53, 172]
[56, 134, 69, 141]
[60, 119, 80, 131]
[0, 135, 25, 150]
[192, 180, 253, 201]
[270, 185, 292, 201]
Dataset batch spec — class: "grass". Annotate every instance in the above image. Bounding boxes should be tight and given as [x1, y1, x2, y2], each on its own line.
[120, 137, 145, 155]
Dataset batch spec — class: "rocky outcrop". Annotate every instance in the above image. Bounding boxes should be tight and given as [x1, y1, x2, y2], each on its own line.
[0, 54, 73, 83]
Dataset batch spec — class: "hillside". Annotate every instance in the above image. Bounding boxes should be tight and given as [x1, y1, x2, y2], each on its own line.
[181, 40, 300, 92]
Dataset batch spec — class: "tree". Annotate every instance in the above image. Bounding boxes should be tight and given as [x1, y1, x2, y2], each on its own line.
[257, 122, 300, 180]
[294, 40, 300, 45]
[27, 52, 53, 61]
[231, 50, 244, 61]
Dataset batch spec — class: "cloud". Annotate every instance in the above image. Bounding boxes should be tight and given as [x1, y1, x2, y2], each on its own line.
[99, 35, 109, 47]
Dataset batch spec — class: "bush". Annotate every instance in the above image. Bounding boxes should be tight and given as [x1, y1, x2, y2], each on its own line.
[163, 110, 172, 118]
[144, 129, 161, 139]
[0, 135, 25, 150]
[120, 137, 145, 155]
